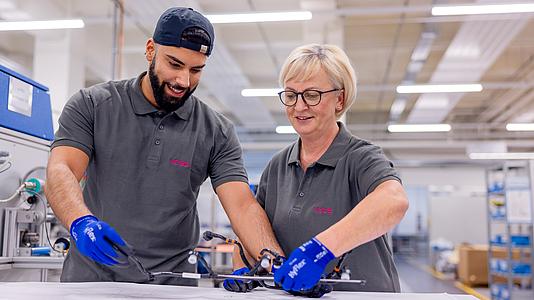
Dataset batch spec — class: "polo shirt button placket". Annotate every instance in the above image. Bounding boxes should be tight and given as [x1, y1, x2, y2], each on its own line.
[299, 192, 304, 197]
[155, 139, 161, 145]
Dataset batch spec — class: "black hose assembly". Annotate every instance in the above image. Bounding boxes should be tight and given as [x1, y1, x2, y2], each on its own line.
[202, 231, 253, 270]
[202, 231, 283, 289]
[258, 248, 284, 274]
[108, 232, 364, 294]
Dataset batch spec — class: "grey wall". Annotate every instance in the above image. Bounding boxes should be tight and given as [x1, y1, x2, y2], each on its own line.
[398, 167, 488, 245]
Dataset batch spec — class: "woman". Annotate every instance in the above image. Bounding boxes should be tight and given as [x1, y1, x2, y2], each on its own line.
[224, 44, 408, 295]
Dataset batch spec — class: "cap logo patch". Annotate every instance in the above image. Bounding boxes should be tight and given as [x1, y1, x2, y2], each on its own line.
[200, 45, 208, 54]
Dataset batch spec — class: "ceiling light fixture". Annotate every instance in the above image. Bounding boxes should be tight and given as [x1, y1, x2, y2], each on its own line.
[432, 3, 534, 16]
[207, 11, 312, 24]
[396, 84, 483, 94]
[469, 152, 534, 160]
[388, 124, 451, 133]
[506, 123, 534, 131]
[0, 19, 85, 31]
[241, 88, 282, 97]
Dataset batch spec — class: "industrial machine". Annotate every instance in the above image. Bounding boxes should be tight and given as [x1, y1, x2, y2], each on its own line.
[0, 64, 65, 281]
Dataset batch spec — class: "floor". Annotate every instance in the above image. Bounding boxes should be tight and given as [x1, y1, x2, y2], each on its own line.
[395, 254, 534, 300]
[396, 255, 467, 294]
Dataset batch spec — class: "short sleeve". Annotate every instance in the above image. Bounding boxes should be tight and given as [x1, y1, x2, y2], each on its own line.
[51, 89, 95, 157]
[354, 144, 401, 196]
[209, 123, 248, 189]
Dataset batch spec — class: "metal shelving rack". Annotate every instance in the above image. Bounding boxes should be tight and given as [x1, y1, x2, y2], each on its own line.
[486, 160, 534, 300]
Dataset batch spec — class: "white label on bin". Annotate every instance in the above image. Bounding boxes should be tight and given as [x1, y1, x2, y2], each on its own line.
[7, 77, 33, 117]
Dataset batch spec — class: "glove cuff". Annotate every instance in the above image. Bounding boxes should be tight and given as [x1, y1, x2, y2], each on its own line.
[309, 237, 335, 268]
[69, 215, 98, 237]
[233, 267, 250, 275]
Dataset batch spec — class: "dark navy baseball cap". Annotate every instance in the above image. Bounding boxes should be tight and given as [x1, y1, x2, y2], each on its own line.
[153, 7, 214, 56]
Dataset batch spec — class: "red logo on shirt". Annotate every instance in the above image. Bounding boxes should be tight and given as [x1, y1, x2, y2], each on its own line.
[313, 207, 333, 215]
[170, 159, 190, 168]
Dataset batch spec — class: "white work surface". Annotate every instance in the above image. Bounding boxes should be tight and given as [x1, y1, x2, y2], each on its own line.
[0, 282, 478, 300]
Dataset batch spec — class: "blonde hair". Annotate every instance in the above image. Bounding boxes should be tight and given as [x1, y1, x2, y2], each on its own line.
[279, 44, 357, 118]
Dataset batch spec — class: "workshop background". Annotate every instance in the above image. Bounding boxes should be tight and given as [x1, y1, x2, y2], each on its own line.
[1, 1, 534, 299]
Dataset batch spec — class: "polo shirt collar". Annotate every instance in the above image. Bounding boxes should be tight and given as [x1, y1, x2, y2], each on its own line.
[287, 122, 352, 168]
[316, 122, 352, 167]
[130, 72, 193, 120]
[287, 140, 300, 165]
[131, 72, 158, 115]
[173, 93, 193, 120]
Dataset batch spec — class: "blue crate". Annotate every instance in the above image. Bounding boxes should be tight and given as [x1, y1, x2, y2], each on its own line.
[510, 235, 530, 247]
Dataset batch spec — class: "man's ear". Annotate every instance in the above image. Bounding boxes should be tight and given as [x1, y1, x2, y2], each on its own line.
[145, 38, 156, 62]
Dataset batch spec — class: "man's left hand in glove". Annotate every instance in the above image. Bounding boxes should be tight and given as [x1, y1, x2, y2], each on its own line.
[223, 267, 259, 293]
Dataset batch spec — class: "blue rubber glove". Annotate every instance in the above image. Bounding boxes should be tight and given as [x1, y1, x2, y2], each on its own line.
[70, 215, 128, 266]
[223, 267, 257, 293]
[274, 238, 335, 291]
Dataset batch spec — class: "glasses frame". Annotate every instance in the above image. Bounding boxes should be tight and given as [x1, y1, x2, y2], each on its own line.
[278, 88, 342, 107]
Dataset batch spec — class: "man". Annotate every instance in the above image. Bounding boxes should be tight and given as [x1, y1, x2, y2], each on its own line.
[45, 7, 282, 285]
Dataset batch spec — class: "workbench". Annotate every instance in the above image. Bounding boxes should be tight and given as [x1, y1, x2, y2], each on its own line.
[0, 282, 478, 299]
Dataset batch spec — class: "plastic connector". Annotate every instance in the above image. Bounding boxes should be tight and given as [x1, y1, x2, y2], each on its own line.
[187, 251, 198, 264]
[260, 256, 271, 269]
[24, 178, 45, 194]
[341, 268, 351, 280]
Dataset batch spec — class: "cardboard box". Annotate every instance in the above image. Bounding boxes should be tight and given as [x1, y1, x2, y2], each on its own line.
[458, 244, 531, 286]
[458, 245, 488, 286]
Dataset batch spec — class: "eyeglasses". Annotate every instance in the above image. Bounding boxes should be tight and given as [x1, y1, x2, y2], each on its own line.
[278, 89, 342, 107]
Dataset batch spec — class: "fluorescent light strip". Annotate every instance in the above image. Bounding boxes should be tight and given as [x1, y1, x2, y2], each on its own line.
[432, 3, 534, 16]
[506, 123, 534, 131]
[241, 88, 282, 97]
[276, 126, 297, 134]
[396, 84, 482, 94]
[207, 11, 312, 24]
[0, 19, 85, 31]
[388, 124, 451, 133]
[469, 152, 534, 160]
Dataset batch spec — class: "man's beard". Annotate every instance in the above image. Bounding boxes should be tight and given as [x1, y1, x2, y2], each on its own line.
[148, 59, 196, 112]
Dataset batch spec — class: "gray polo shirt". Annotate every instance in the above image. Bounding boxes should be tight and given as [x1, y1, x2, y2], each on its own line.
[256, 122, 401, 292]
[52, 72, 248, 284]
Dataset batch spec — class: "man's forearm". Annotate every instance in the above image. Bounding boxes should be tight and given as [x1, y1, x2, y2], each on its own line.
[232, 201, 284, 260]
[45, 163, 91, 229]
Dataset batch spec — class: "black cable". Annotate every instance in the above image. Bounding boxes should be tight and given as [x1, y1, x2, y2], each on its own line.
[0, 161, 12, 173]
[327, 251, 352, 279]
[195, 251, 214, 276]
[32, 192, 63, 253]
[259, 248, 281, 259]
[235, 242, 253, 270]
[202, 231, 253, 269]
[21, 166, 46, 185]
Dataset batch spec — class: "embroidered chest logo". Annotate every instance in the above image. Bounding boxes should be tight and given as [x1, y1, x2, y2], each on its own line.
[313, 207, 333, 215]
[170, 159, 190, 168]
